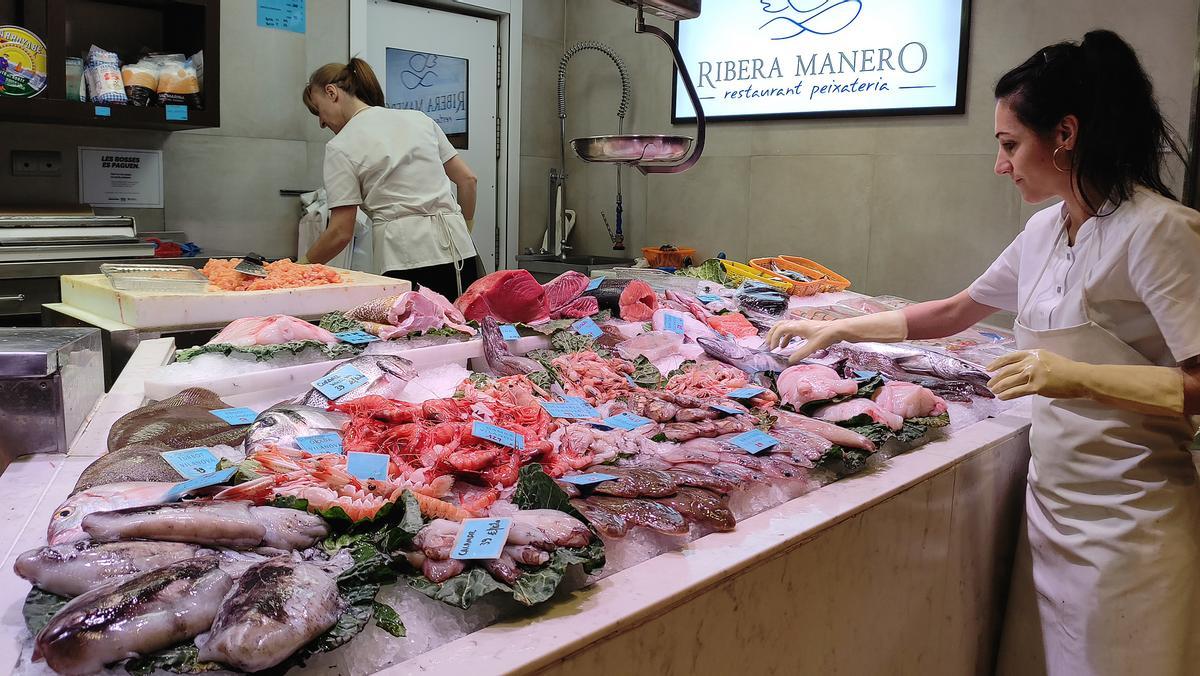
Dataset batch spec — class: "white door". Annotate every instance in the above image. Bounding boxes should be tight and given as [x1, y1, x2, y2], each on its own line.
[355, 0, 500, 273]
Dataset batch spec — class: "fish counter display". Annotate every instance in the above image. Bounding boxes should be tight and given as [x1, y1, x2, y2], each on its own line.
[5, 267, 1018, 675]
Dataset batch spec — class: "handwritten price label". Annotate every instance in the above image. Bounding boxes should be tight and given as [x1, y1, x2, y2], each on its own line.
[499, 324, 521, 341]
[730, 430, 780, 455]
[663, 314, 685, 335]
[727, 386, 767, 400]
[559, 472, 618, 487]
[471, 421, 525, 450]
[312, 364, 371, 400]
[572, 317, 603, 339]
[208, 408, 257, 425]
[163, 467, 237, 502]
[334, 330, 380, 345]
[539, 396, 599, 419]
[710, 404, 746, 416]
[451, 518, 513, 560]
[296, 433, 343, 455]
[160, 448, 220, 479]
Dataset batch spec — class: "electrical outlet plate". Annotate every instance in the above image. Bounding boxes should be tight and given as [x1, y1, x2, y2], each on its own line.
[11, 150, 62, 177]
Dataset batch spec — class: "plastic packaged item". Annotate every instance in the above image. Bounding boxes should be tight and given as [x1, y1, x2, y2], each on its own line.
[0, 26, 48, 98]
[100, 263, 209, 293]
[735, 280, 790, 316]
[85, 45, 126, 104]
[155, 54, 201, 108]
[642, 244, 696, 268]
[65, 56, 83, 101]
[121, 59, 159, 106]
[189, 50, 203, 92]
[605, 266, 714, 295]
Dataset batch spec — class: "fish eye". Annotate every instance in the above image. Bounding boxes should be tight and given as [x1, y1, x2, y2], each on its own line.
[56, 508, 72, 518]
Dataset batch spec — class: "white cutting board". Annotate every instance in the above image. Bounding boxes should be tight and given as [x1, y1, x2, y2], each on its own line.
[59, 269, 411, 330]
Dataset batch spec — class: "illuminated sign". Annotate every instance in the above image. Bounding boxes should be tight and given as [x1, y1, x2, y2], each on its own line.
[674, 1, 971, 121]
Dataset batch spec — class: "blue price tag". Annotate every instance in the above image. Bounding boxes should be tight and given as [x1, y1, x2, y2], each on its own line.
[626, 374, 638, 387]
[296, 433, 343, 455]
[586, 277, 604, 291]
[663, 313, 685, 335]
[697, 294, 722, 303]
[451, 517, 512, 560]
[471, 421, 525, 450]
[711, 404, 745, 416]
[312, 364, 371, 400]
[165, 104, 189, 121]
[852, 370, 879, 381]
[94, 106, 111, 117]
[163, 467, 237, 502]
[727, 386, 767, 400]
[346, 451, 389, 481]
[499, 324, 521, 341]
[160, 448, 220, 479]
[335, 330, 380, 345]
[730, 430, 780, 455]
[209, 407, 257, 425]
[572, 317, 603, 338]
[559, 472, 618, 487]
[539, 397, 599, 419]
[599, 412, 653, 430]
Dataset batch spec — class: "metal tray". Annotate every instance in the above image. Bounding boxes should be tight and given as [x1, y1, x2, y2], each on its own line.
[100, 263, 209, 293]
[571, 134, 694, 165]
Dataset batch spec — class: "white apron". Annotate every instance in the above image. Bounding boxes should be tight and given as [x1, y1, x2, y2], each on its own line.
[996, 226, 1200, 675]
[374, 210, 474, 294]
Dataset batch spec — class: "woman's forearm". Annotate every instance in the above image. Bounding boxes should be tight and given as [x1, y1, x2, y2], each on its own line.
[901, 290, 1000, 340]
[305, 206, 356, 265]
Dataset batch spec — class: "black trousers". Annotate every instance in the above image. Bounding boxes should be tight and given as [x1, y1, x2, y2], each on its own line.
[384, 257, 482, 301]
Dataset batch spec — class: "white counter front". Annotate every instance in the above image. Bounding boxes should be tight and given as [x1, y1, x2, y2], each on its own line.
[0, 338, 1032, 676]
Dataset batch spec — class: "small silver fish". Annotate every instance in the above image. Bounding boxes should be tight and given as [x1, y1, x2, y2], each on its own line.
[35, 556, 232, 676]
[296, 354, 418, 407]
[15, 540, 209, 597]
[697, 336, 789, 376]
[244, 404, 350, 454]
[196, 555, 344, 672]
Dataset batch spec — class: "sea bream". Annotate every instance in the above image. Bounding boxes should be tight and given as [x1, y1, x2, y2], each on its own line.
[196, 555, 344, 673]
[82, 500, 329, 550]
[296, 354, 418, 407]
[15, 540, 209, 597]
[35, 556, 232, 676]
[243, 404, 350, 455]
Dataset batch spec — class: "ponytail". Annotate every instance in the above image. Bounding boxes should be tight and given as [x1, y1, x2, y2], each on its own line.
[303, 57, 385, 112]
[994, 29, 1186, 213]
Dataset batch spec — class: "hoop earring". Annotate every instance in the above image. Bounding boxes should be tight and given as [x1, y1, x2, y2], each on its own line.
[1052, 145, 1070, 173]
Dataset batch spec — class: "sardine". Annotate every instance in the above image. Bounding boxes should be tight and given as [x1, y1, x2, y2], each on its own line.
[35, 556, 232, 676]
[15, 540, 208, 597]
[82, 501, 327, 550]
[48, 481, 180, 545]
[480, 316, 543, 377]
[654, 487, 736, 531]
[297, 354, 418, 407]
[697, 336, 789, 375]
[244, 404, 350, 455]
[196, 556, 344, 673]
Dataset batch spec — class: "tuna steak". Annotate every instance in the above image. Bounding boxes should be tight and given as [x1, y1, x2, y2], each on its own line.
[542, 270, 589, 311]
[455, 269, 550, 324]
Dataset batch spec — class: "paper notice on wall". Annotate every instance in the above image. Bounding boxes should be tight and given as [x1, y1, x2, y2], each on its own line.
[257, 0, 305, 34]
[78, 147, 163, 208]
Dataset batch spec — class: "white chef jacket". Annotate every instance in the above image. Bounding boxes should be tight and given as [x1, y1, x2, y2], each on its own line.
[968, 187, 1200, 367]
[323, 107, 477, 272]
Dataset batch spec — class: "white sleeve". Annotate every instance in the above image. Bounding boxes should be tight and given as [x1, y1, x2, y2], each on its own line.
[323, 145, 362, 209]
[968, 231, 1023, 313]
[1127, 208, 1200, 363]
[432, 116, 457, 164]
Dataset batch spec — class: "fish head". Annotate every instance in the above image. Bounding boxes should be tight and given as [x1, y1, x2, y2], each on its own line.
[47, 482, 173, 545]
[696, 336, 747, 362]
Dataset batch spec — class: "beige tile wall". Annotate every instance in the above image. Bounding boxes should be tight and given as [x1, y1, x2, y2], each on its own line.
[557, 0, 1200, 300]
[519, 0, 566, 255]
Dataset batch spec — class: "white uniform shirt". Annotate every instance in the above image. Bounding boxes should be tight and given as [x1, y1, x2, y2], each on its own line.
[969, 187, 1200, 366]
[323, 107, 476, 272]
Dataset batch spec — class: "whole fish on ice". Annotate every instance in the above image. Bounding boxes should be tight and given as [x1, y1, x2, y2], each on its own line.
[35, 556, 232, 676]
[480, 316, 543, 377]
[697, 335, 788, 377]
[812, 342, 993, 399]
[82, 500, 328, 550]
[15, 540, 209, 597]
[297, 354, 418, 407]
[48, 481, 180, 545]
[244, 404, 350, 454]
[196, 555, 345, 673]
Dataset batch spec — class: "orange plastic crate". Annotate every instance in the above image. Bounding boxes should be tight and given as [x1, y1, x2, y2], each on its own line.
[750, 256, 851, 296]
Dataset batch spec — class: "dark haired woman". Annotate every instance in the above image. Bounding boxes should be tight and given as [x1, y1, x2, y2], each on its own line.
[301, 58, 480, 298]
[768, 30, 1200, 673]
